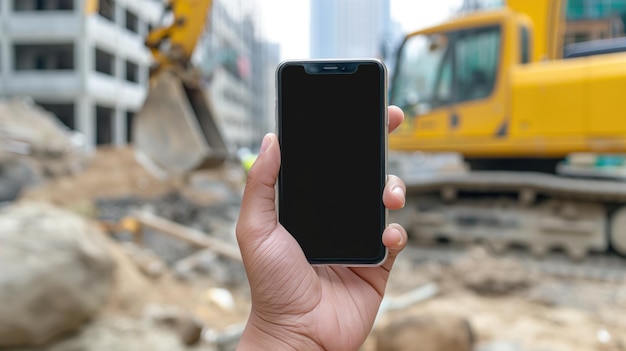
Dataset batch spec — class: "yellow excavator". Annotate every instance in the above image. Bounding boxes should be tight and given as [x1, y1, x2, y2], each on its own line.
[133, 0, 229, 175]
[389, 0, 626, 259]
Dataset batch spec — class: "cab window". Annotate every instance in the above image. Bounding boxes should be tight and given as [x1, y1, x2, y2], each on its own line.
[520, 25, 531, 63]
[391, 25, 500, 115]
[390, 33, 450, 116]
[454, 26, 501, 103]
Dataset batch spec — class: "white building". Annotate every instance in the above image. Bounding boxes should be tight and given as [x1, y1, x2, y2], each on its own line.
[195, 0, 279, 150]
[0, 0, 163, 150]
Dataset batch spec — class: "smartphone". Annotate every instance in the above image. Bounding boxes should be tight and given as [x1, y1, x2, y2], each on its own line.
[276, 59, 388, 265]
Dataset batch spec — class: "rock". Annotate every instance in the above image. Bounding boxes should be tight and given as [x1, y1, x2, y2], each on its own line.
[0, 157, 42, 201]
[375, 314, 474, 351]
[0, 202, 115, 347]
[143, 304, 204, 345]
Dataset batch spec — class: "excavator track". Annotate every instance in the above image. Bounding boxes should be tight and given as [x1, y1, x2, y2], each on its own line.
[390, 171, 626, 260]
[402, 171, 626, 201]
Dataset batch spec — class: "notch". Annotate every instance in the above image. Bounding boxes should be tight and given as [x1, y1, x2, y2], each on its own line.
[304, 62, 358, 74]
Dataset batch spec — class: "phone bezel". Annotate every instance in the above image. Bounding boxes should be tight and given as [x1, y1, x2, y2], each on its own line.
[275, 58, 389, 266]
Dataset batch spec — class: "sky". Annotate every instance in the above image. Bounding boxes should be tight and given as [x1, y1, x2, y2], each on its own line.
[258, 0, 461, 60]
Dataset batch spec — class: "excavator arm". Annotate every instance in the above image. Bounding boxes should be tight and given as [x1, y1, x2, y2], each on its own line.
[144, 0, 212, 77]
[133, 0, 229, 176]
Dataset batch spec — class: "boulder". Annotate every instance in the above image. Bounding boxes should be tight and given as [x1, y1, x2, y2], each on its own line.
[0, 203, 115, 347]
[375, 314, 474, 351]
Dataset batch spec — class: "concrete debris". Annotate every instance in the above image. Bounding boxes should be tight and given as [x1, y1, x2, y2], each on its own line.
[119, 241, 167, 278]
[376, 283, 439, 325]
[474, 340, 526, 351]
[131, 210, 242, 262]
[526, 280, 622, 311]
[201, 287, 236, 312]
[96, 191, 241, 249]
[202, 323, 246, 351]
[0, 97, 80, 155]
[174, 249, 222, 280]
[0, 202, 115, 348]
[597, 328, 612, 344]
[96, 192, 247, 287]
[452, 247, 534, 295]
[0, 97, 89, 201]
[143, 304, 205, 346]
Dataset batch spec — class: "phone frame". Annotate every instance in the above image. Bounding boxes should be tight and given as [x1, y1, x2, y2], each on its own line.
[275, 58, 389, 266]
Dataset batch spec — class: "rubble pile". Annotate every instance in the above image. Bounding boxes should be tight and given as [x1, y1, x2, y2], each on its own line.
[0, 97, 88, 201]
[452, 247, 534, 295]
[0, 201, 249, 351]
[93, 191, 248, 297]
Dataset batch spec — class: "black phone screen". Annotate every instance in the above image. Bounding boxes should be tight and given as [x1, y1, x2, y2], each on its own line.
[277, 60, 387, 264]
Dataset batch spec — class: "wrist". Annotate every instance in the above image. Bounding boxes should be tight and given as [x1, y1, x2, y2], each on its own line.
[236, 313, 324, 351]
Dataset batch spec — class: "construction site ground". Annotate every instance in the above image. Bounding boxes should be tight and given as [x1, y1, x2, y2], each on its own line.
[15, 146, 626, 350]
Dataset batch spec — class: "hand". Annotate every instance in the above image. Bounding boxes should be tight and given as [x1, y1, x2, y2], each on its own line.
[236, 106, 408, 351]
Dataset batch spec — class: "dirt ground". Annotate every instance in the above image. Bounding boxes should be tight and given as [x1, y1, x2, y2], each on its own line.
[20, 146, 180, 210]
[17, 146, 626, 351]
[380, 249, 626, 350]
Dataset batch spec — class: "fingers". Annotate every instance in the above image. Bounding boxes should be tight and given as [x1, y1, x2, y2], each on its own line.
[383, 175, 405, 210]
[380, 106, 406, 272]
[380, 172, 407, 271]
[381, 223, 408, 271]
[236, 133, 281, 241]
[388, 105, 404, 134]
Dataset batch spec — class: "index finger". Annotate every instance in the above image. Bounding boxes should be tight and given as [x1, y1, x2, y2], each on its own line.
[388, 105, 404, 134]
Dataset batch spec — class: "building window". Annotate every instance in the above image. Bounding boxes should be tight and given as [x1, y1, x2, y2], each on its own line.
[126, 9, 139, 33]
[98, 0, 115, 22]
[125, 60, 139, 83]
[96, 105, 114, 145]
[14, 44, 74, 70]
[126, 111, 135, 142]
[14, 0, 74, 11]
[37, 102, 75, 130]
[95, 48, 115, 76]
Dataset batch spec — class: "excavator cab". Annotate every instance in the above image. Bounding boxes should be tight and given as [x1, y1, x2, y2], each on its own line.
[132, 0, 230, 176]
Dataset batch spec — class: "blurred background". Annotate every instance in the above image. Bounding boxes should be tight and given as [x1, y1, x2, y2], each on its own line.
[1, 0, 626, 350]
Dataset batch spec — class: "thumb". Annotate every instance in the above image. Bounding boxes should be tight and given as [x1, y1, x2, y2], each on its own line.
[236, 133, 281, 241]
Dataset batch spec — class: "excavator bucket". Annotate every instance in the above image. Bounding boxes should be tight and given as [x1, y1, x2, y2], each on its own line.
[133, 70, 229, 176]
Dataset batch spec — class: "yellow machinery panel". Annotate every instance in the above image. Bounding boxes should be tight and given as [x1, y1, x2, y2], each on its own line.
[390, 1, 626, 159]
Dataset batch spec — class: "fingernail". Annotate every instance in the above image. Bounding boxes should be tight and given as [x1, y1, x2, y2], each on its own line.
[392, 226, 404, 247]
[392, 186, 405, 208]
[397, 233, 404, 247]
[392, 186, 404, 197]
[260, 134, 271, 154]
